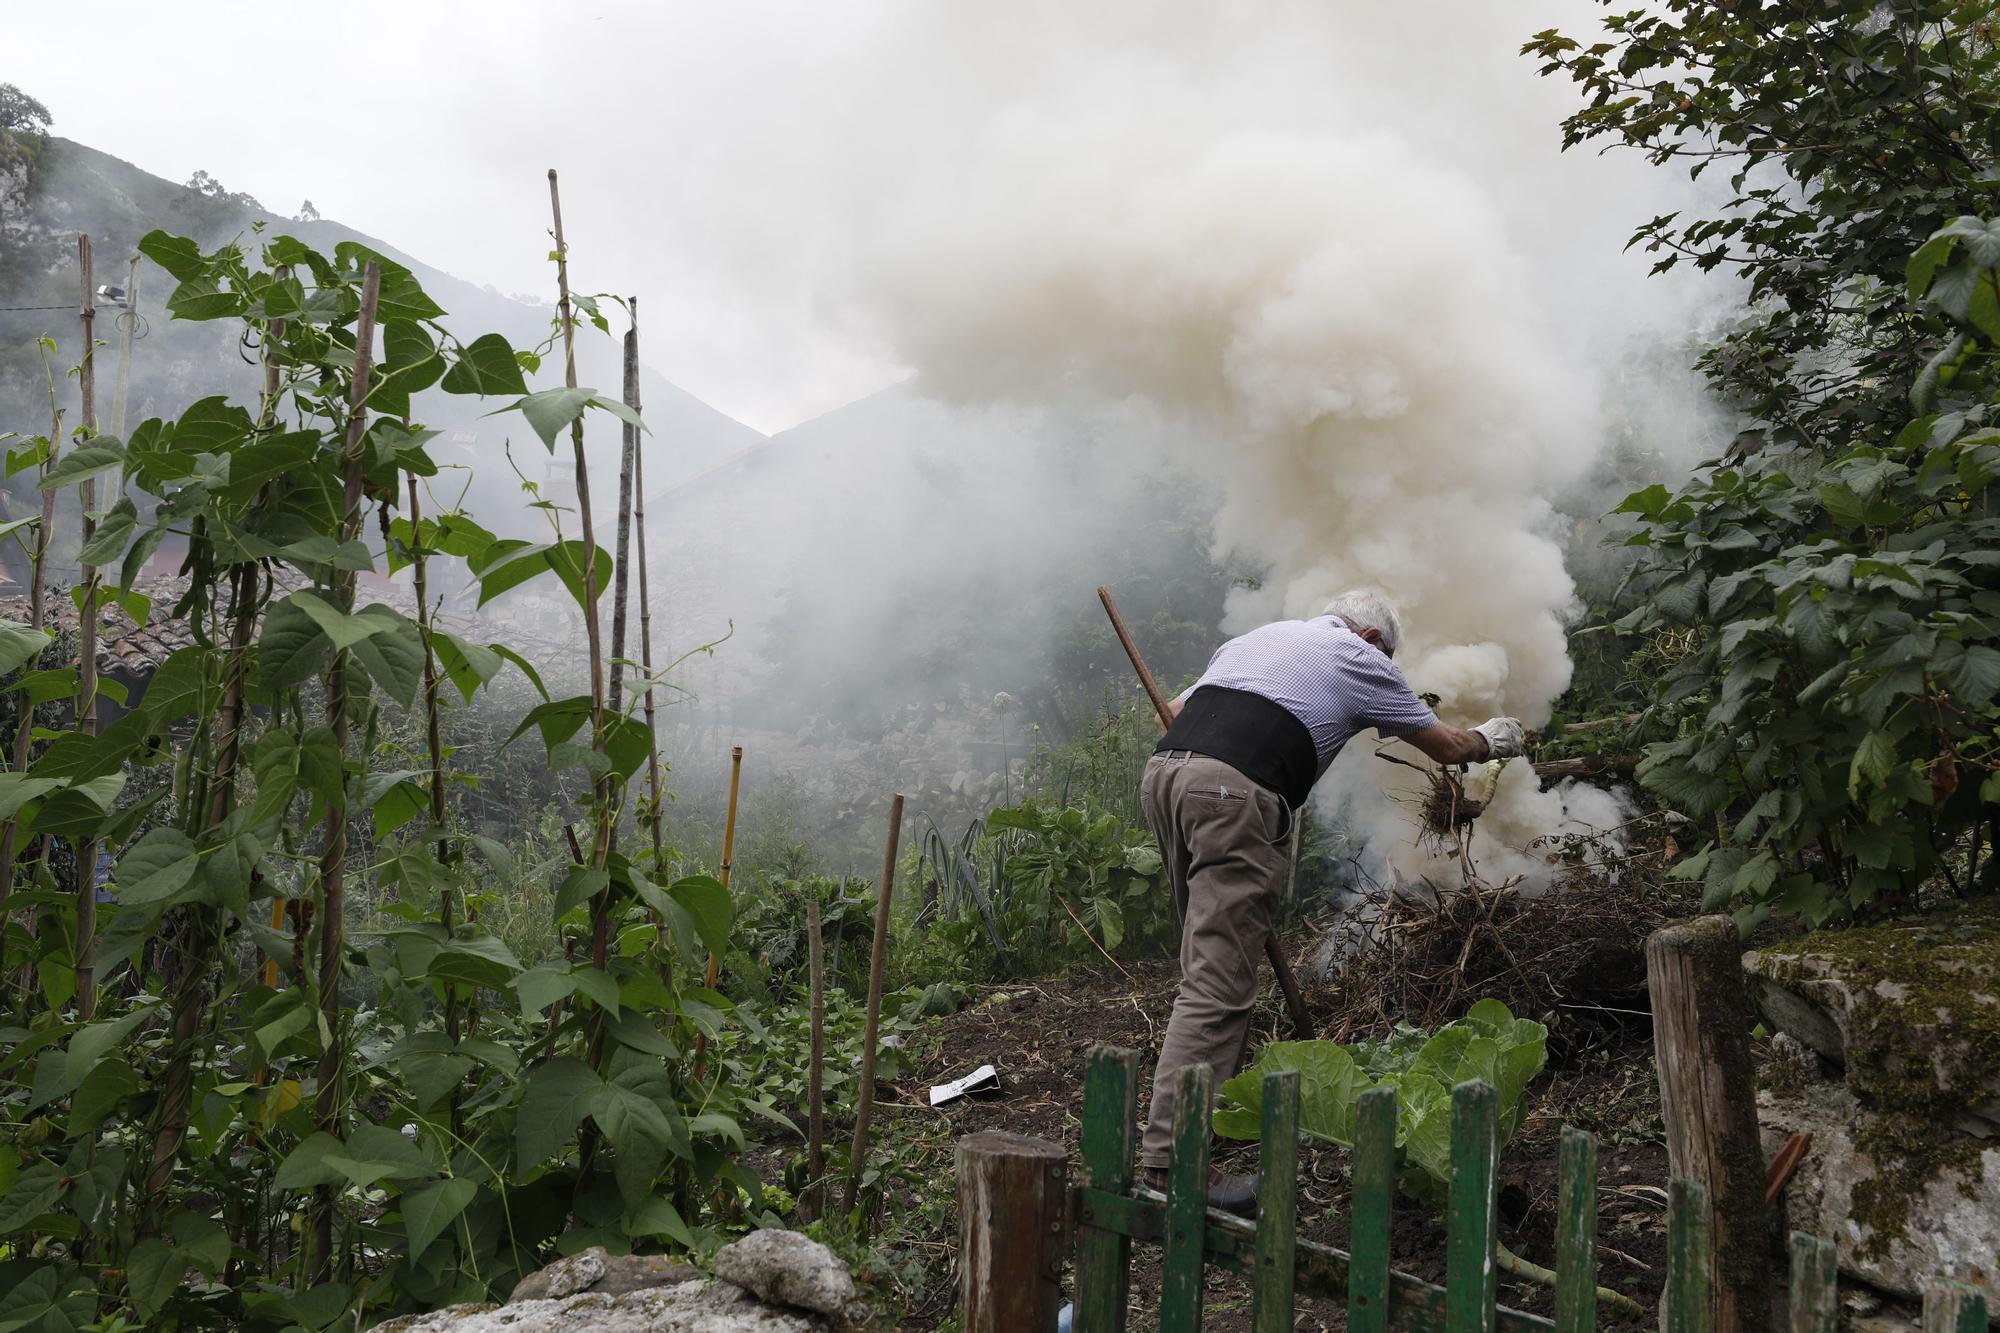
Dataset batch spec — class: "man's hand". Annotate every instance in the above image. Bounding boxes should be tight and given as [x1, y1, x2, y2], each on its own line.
[1405, 717, 1527, 765]
[1472, 717, 1526, 759]
[1406, 721, 1490, 765]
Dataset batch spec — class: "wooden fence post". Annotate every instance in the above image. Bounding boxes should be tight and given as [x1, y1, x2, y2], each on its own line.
[1160, 1061, 1214, 1333]
[1555, 1126, 1599, 1333]
[1789, 1232, 1837, 1333]
[957, 1130, 1066, 1333]
[1251, 1069, 1299, 1333]
[1350, 1085, 1397, 1333]
[1075, 1046, 1138, 1333]
[1647, 916, 1771, 1333]
[1922, 1282, 1989, 1333]
[1446, 1080, 1499, 1333]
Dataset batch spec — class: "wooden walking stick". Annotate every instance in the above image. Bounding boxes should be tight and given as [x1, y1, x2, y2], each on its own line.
[843, 792, 904, 1224]
[1095, 585, 1314, 1036]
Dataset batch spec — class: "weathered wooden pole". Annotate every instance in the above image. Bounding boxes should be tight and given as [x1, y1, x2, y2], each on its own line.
[806, 898, 827, 1220]
[709, 744, 742, 990]
[311, 258, 382, 1282]
[631, 346, 666, 868]
[955, 1130, 1066, 1333]
[1095, 584, 1313, 1037]
[74, 235, 100, 1021]
[1647, 916, 1770, 1333]
[609, 297, 638, 715]
[843, 791, 904, 1220]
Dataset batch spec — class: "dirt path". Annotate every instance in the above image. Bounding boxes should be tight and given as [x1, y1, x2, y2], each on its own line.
[884, 953, 1672, 1330]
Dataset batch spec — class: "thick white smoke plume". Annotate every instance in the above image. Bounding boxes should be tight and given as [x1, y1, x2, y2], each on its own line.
[800, 0, 1715, 880]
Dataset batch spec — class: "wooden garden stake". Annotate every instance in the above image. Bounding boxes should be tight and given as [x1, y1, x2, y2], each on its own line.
[806, 898, 826, 1219]
[1094, 584, 1313, 1036]
[609, 297, 638, 715]
[310, 259, 381, 1282]
[1647, 917, 1771, 1333]
[630, 325, 666, 869]
[955, 1129, 1066, 1332]
[842, 791, 904, 1221]
[711, 744, 743, 989]
[74, 235, 100, 1020]
[0, 327, 64, 932]
[406, 476, 460, 1052]
[546, 171, 618, 1086]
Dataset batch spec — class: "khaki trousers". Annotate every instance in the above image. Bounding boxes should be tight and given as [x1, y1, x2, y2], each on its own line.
[1138, 750, 1289, 1169]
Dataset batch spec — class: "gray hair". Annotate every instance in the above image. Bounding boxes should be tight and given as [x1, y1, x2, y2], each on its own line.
[1322, 588, 1404, 656]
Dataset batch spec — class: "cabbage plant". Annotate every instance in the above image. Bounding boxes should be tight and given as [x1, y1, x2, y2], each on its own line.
[1212, 998, 1547, 1202]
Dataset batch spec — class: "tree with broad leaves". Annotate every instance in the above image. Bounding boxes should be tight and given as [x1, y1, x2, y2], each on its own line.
[1527, 1, 1999, 458]
[1533, 3, 2000, 926]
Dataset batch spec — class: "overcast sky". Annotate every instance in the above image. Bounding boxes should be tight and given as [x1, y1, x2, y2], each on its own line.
[10, 1, 1687, 436]
[11, 1, 914, 433]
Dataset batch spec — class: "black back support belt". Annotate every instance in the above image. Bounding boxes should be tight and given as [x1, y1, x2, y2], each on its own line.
[1155, 685, 1317, 809]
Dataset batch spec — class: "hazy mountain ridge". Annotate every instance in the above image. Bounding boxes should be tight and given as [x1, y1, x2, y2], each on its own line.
[0, 136, 766, 516]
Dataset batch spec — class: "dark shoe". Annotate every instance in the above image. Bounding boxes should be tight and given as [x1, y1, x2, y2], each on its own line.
[1141, 1166, 1260, 1218]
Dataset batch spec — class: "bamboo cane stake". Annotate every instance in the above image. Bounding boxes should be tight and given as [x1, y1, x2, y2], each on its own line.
[710, 744, 743, 990]
[245, 269, 287, 994]
[74, 236, 100, 1021]
[546, 171, 617, 1070]
[609, 299, 638, 715]
[630, 307, 666, 872]
[406, 475, 460, 1053]
[1095, 585, 1314, 1037]
[842, 792, 904, 1222]
[806, 898, 827, 1220]
[311, 259, 381, 1283]
[0, 330, 66, 931]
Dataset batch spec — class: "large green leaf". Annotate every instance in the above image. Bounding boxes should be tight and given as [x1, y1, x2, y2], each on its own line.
[275, 1123, 433, 1191]
[440, 333, 529, 396]
[515, 1057, 603, 1165]
[39, 441, 124, 493]
[1213, 1040, 1362, 1145]
[400, 1176, 478, 1259]
[666, 874, 732, 956]
[124, 1237, 181, 1318]
[0, 1160, 65, 1232]
[113, 828, 202, 906]
[255, 597, 331, 694]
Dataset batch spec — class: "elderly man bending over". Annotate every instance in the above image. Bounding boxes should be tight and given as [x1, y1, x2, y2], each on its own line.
[1138, 589, 1525, 1212]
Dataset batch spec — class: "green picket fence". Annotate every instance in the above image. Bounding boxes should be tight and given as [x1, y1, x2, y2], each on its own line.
[1063, 1045, 1992, 1333]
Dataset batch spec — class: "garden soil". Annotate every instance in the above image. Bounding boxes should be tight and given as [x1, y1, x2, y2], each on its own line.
[879, 951, 1673, 1330]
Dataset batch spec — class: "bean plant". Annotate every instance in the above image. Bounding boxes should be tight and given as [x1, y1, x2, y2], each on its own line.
[0, 227, 767, 1328]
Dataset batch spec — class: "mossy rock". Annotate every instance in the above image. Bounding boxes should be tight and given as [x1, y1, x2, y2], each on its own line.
[1744, 899, 2000, 1128]
[1762, 1081, 2000, 1309]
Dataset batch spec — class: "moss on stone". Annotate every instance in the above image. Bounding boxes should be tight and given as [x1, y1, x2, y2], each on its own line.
[1759, 898, 2000, 1262]
[1848, 1112, 1986, 1264]
[1759, 897, 2000, 1118]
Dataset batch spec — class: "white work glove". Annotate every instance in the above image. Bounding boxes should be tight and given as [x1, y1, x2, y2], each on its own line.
[1472, 717, 1526, 760]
